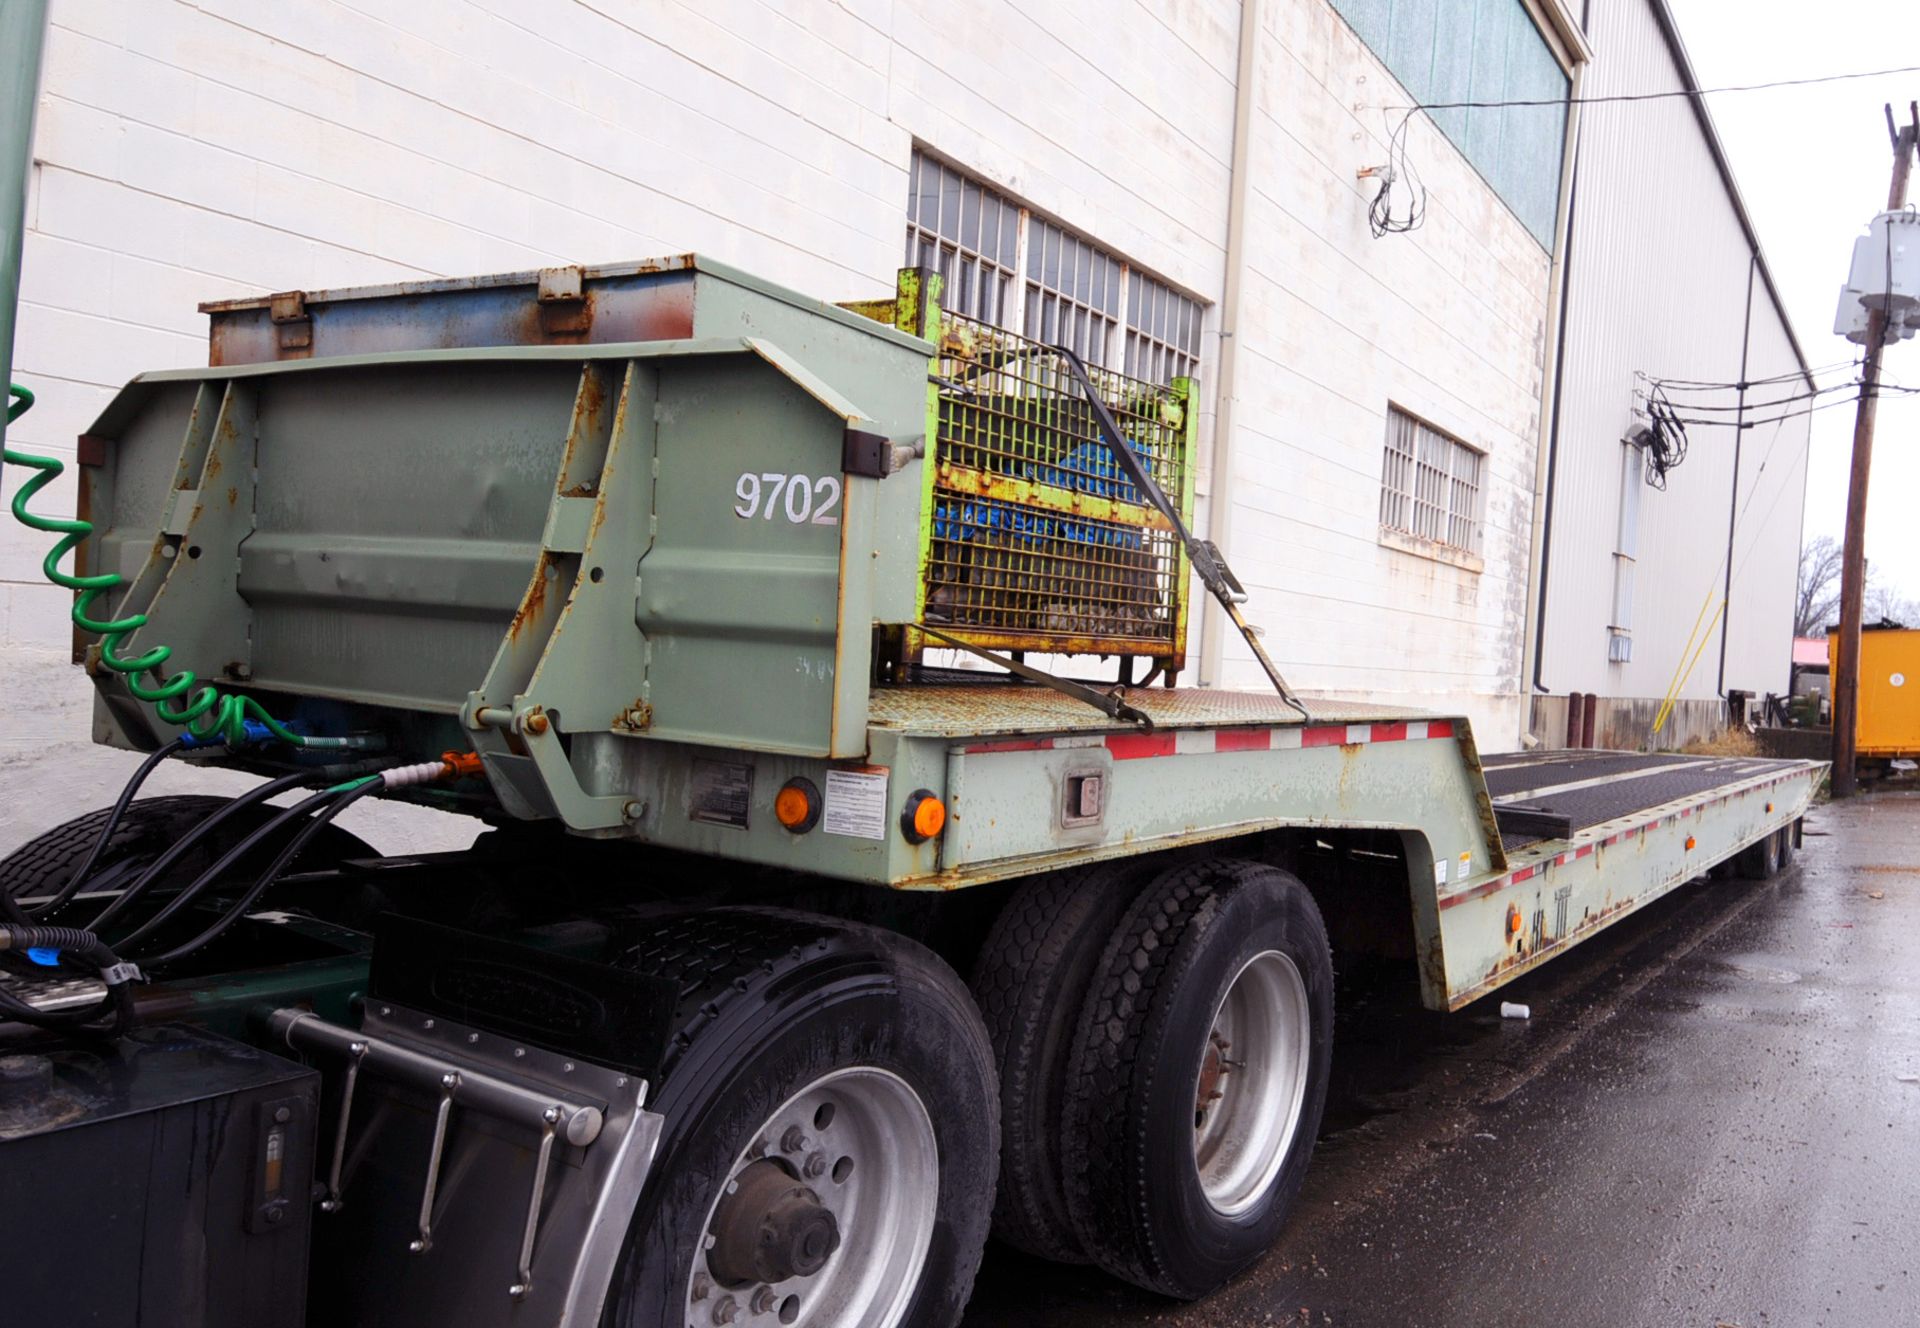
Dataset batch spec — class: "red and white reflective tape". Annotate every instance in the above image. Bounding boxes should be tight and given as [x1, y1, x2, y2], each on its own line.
[960, 719, 1457, 759]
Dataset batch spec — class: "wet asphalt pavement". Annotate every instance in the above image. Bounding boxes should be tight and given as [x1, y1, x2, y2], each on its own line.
[964, 791, 1920, 1328]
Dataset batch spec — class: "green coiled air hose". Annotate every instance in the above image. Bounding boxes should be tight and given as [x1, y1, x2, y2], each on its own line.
[5, 381, 316, 747]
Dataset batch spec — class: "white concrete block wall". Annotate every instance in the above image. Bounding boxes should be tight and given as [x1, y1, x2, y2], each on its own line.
[11, 0, 1571, 749]
[1214, 0, 1556, 744]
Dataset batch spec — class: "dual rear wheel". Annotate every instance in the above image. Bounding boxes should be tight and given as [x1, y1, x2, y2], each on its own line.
[612, 857, 1334, 1323]
[1734, 821, 1799, 880]
[972, 858, 1335, 1298]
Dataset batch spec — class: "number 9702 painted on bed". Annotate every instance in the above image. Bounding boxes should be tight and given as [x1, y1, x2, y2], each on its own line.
[734, 472, 843, 525]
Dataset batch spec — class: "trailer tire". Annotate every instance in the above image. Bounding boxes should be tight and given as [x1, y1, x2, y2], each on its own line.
[1734, 826, 1785, 880]
[1776, 824, 1796, 868]
[0, 793, 376, 909]
[602, 908, 997, 1328]
[1061, 860, 1333, 1299]
[970, 863, 1156, 1263]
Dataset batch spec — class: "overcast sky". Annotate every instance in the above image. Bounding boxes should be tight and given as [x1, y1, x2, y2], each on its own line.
[1666, 0, 1920, 598]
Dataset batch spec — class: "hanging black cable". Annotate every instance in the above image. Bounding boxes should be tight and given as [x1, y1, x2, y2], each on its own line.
[82, 770, 315, 932]
[1370, 63, 1920, 238]
[16, 737, 188, 920]
[138, 778, 380, 969]
[109, 786, 338, 954]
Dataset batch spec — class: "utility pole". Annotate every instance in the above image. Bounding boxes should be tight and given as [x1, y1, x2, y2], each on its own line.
[1833, 102, 1919, 798]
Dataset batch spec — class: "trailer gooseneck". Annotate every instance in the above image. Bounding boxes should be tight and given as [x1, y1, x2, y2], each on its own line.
[0, 258, 1821, 1328]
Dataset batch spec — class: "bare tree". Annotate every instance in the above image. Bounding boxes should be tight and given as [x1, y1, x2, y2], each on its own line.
[1801, 536, 1918, 633]
[1795, 536, 1843, 636]
[1864, 581, 1919, 628]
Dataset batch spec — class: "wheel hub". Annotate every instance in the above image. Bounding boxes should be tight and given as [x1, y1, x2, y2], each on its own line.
[686, 1066, 939, 1328]
[1191, 950, 1312, 1217]
[706, 1161, 842, 1287]
[1195, 1033, 1234, 1123]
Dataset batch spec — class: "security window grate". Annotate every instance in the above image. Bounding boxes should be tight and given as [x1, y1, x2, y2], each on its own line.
[1023, 216, 1123, 367]
[904, 150, 1203, 385]
[1124, 270, 1204, 385]
[1380, 407, 1483, 554]
[906, 151, 1022, 327]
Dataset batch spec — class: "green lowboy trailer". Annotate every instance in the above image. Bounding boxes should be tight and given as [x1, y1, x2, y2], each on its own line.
[0, 253, 1821, 1327]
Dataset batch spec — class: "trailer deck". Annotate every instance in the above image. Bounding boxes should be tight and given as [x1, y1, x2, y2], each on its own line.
[1436, 746, 1822, 1008]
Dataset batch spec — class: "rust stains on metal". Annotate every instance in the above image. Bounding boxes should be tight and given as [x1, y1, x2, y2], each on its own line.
[577, 357, 608, 416]
[936, 460, 1177, 533]
[226, 485, 239, 507]
[507, 553, 554, 643]
[613, 699, 653, 733]
[1468, 890, 1640, 1001]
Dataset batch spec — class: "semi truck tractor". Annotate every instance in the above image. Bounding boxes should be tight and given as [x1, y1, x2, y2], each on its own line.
[0, 18, 1820, 1326]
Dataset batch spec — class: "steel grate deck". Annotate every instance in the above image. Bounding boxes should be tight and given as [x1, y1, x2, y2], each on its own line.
[1484, 750, 1809, 848]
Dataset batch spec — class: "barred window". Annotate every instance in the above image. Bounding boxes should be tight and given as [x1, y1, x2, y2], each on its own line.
[904, 149, 1204, 385]
[1023, 215, 1122, 366]
[1380, 407, 1483, 554]
[906, 152, 1021, 326]
[1124, 271, 1204, 385]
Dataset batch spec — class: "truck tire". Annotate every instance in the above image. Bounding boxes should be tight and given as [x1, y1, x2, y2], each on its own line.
[969, 862, 1155, 1263]
[0, 793, 377, 909]
[602, 908, 997, 1328]
[1734, 826, 1785, 880]
[1776, 824, 1796, 868]
[1060, 860, 1333, 1299]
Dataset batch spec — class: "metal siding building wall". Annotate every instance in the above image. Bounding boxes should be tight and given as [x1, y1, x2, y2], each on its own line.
[1539, 0, 1810, 731]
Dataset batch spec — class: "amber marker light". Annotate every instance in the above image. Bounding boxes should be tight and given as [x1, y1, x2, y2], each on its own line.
[902, 789, 946, 843]
[775, 778, 821, 833]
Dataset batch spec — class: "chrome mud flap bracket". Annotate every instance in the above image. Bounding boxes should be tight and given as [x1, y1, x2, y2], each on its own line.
[271, 1003, 664, 1327]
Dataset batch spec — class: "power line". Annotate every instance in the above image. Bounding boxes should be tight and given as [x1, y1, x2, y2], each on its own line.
[1638, 381, 1859, 413]
[1385, 62, 1920, 116]
[1640, 358, 1863, 392]
[1370, 63, 1920, 235]
[1668, 382, 1920, 431]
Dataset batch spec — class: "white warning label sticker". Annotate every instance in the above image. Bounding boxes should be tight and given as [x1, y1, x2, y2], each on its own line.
[824, 767, 889, 840]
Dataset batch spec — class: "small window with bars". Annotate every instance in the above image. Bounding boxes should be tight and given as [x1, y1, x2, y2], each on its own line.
[1124, 270, 1203, 385]
[904, 149, 1204, 385]
[1379, 406, 1484, 556]
[906, 151, 1022, 327]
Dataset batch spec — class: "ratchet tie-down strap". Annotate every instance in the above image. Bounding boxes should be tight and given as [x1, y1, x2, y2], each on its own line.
[1050, 345, 1310, 721]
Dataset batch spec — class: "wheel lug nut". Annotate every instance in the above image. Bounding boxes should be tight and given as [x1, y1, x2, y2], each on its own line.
[751, 1286, 780, 1315]
[780, 1126, 809, 1153]
[803, 1150, 828, 1180]
[712, 1294, 739, 1324]
[691, 1272, 711, 1302]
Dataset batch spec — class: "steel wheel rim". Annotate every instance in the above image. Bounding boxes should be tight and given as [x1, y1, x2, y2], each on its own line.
[687, 1066, 939, 1328]
[1192, 949, 1311, 1217]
